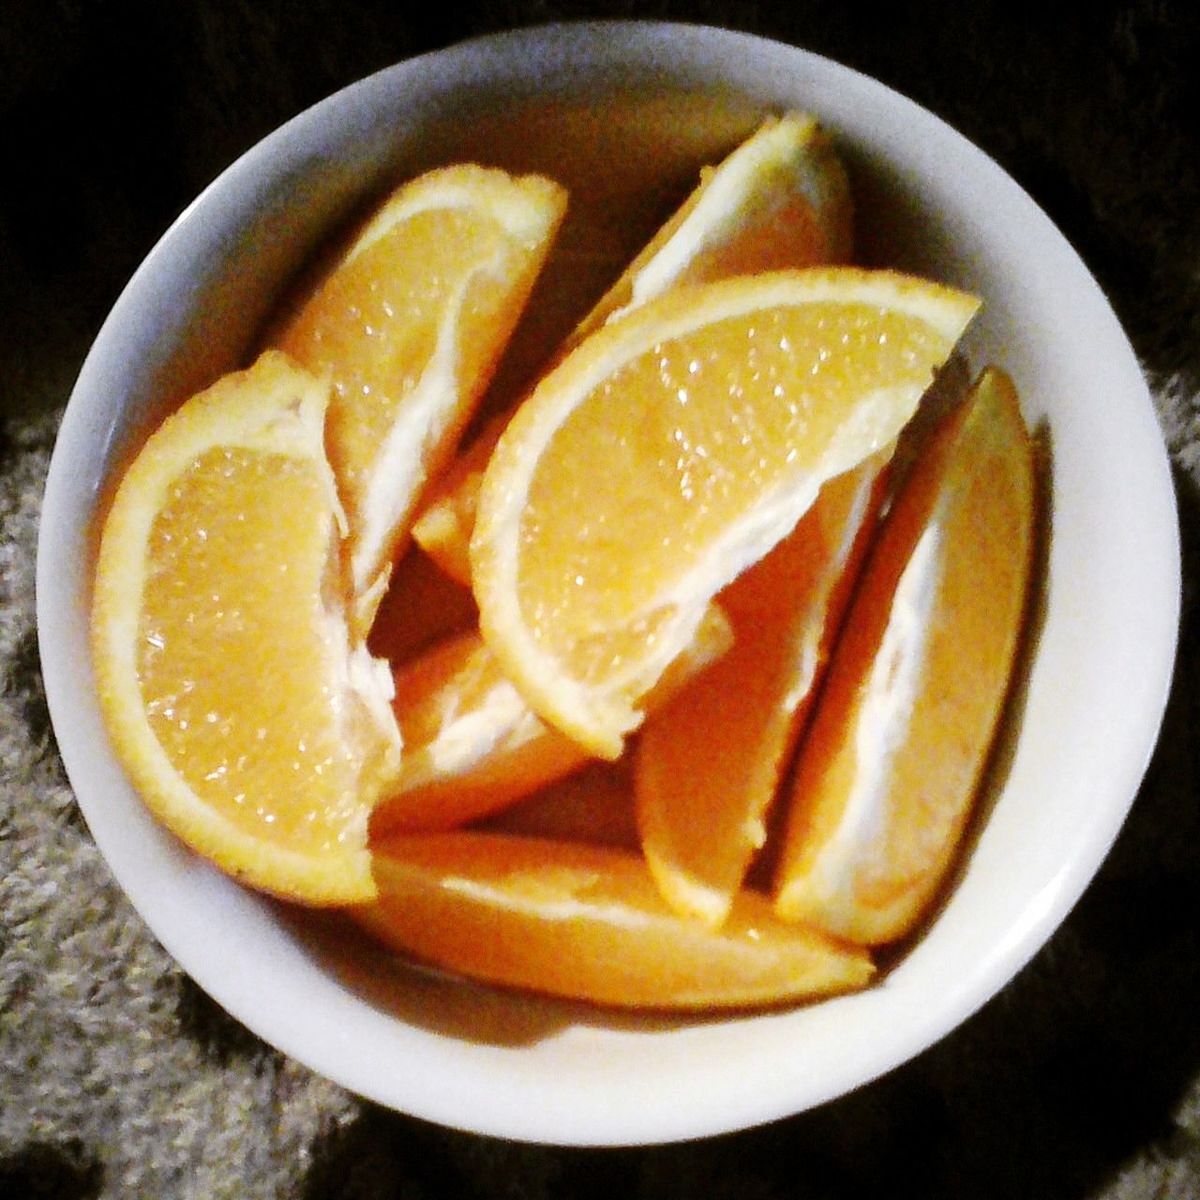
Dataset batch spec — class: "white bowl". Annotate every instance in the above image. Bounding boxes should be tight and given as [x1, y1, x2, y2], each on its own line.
[37, 21, 1180, 1145]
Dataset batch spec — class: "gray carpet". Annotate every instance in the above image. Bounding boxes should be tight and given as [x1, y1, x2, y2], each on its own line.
[3, 2, 1200, 1196]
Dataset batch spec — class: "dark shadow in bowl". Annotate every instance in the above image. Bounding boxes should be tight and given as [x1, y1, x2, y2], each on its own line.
[279, 905, 703, 1048]
[847, 143, 965, 280]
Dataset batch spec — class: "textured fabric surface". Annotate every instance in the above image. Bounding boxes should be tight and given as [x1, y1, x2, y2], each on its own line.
[3, 2, 1199, 1196]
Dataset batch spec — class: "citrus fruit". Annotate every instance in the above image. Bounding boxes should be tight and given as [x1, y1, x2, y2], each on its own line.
[636, 454, 889, 926]
[91, 352, 402, 903]
[772, 367, 1036, 943]
[411, 112, 851, 584]
[356, 832, 874, 1010]
[570, 110, 852, 344]
[371, 603, 732, 834]
[470, 268, 981, 758]
[270, 164, 567, 629]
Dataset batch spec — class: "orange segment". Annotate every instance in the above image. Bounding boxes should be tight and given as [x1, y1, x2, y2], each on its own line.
[271, 165, 567, 627]
[569, 111, 852, 347]
[636, 454, 889, 926]
[356, 833, 874, 1010]
[772, 367, 1037, 943]
[471, 268, 981, 758]
[91, 352, 402, 903]
[412, 112, 852, 585]
[371, 604, 732, 834]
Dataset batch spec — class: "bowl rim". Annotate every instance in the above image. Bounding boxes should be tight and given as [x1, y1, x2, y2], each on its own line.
[36, 18, 1182, 1145]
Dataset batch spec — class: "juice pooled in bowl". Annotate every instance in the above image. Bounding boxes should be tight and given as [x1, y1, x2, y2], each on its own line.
[90, 111, 1038, 1010]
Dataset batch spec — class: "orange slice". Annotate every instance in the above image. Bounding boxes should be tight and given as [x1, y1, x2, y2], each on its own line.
[772, 367, 1036, 943]
[412, 112, 852, 585]
[636, 454, 889, 926]
[572, 111, 852, 343]
[91, 352, 402, 903]
[270, 164, 567, 629]
[471, 268, 981, 759]
[356, 833, 874, 1010]
[371, 604, 732, 834]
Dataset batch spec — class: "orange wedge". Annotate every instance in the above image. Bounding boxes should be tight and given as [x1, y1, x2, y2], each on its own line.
[471, 268, 981, 759]
[270, 164, 567, 628]
[636, 454, 889, 926]
[356, 833, 874, 1010]
[572, 111, 852, 343]
[412, 112, 852, 585]
[372, 604, 732, 834]
[772, 367, 1036, 943]
[91, 352, 402, 903]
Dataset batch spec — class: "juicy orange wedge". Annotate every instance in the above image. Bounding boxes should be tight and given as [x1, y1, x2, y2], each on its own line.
[772, 367, 1037, 943]
[636, 455, 889, 926]
[372, 603, 732, 834]
[91, 352, 402, 903]
[270, 164, 567, 629]
[356, 833, 874, 1010]
[411, 112, 852, 585]
[471, 268, 981, 758]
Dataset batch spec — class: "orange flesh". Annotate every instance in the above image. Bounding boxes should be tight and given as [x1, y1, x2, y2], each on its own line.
[279, 209, 497, 487]
[138, 447, 361, 852]
[674, 193, 833, 288]
[636, 457, 888, 924]
[773, 368, 1035, 943]
[357, 833, 874, 1010]
[273, 197, 558, 609]
[519, 304, 946, 667]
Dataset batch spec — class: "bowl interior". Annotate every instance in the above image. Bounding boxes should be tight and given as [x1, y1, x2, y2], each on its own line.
[36, 22, 1180, 1145]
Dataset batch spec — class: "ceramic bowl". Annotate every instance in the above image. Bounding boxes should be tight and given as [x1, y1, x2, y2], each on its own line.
[37, 21, 1180, 1145]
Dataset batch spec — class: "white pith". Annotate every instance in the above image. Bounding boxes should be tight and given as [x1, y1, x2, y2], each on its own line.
[803, 518, 943, 924]
[349, 249, 500, 597]
[345, 167, 561, 266]
[437, 872, 655, 929]
[412, 675, 541, 786]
